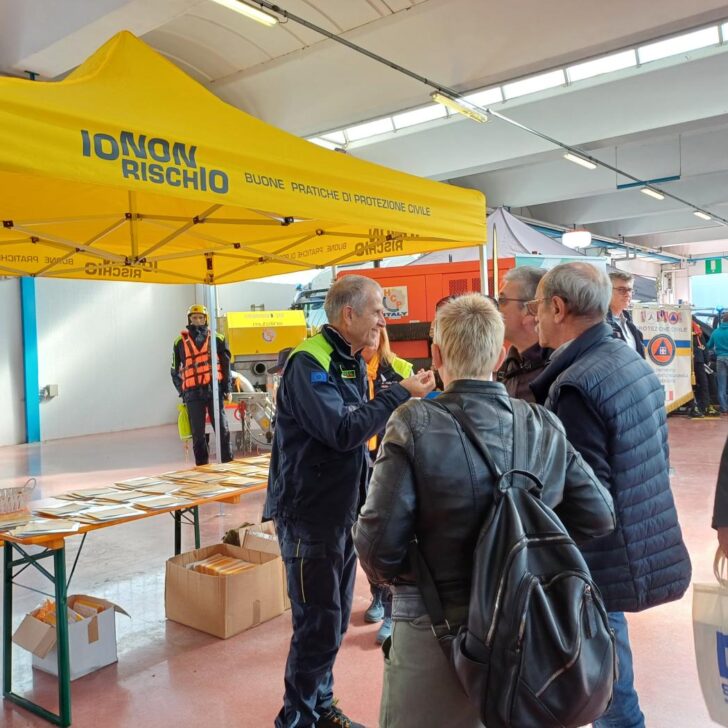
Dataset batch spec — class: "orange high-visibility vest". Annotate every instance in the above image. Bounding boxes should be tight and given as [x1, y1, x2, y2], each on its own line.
[180, 330, 223, 391]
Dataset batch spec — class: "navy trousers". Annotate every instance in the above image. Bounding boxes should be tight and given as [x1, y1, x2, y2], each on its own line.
[274, 518, 357, 728]
[185, 395, 233, 465]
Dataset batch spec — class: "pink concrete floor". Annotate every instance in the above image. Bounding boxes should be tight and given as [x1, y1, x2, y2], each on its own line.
[1, 416, 727, 728]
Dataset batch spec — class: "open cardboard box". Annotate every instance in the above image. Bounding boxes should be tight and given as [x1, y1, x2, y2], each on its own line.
[12, 594, 129, 680]
[165, 542, 287, 639]
[232, 521, 290, 610]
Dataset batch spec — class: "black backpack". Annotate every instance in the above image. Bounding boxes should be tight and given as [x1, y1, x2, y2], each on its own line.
[411, 399, 616, 728]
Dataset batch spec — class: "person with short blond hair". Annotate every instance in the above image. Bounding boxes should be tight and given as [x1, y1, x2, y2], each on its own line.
[433, 293, 504, 378]
[354, 292, 615, 728]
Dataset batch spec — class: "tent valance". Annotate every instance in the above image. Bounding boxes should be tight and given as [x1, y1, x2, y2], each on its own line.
[0, 32, 485, 284]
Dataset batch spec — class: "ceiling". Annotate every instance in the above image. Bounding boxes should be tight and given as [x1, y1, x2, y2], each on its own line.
[3, 0, 728, 263]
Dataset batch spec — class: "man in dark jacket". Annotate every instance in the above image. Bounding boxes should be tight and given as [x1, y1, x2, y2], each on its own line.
[265, 275, 434, 728]
[496, 266, 550, 401]
[530, 262, 692, 728]
[606, 271, 645, 357]
[171, 303, 233, 465]
[353, 293, 615, 728]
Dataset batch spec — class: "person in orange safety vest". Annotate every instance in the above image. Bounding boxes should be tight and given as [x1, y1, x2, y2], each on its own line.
[171, 304, 233, 465]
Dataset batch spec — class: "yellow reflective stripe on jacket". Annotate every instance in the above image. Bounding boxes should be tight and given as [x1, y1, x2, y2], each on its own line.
[290, 333, 333, 373]
[391, 356, 413, 379]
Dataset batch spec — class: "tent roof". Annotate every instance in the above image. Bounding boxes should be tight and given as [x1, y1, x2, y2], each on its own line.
[0, 32, 485, 284]
[413, 208, 658, 300]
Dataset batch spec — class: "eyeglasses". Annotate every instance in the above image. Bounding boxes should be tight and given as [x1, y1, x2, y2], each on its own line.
[613, 286, 634, 295]
[498, 296, 529, 307]
[525, 298, 546, 316]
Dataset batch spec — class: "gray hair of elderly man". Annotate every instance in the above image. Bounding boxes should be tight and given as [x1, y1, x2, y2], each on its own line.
[540, 262, 612, 318]
[434, 293, 505, 380]
[503, 265, 546, 301]
[324, 274, 382, 323]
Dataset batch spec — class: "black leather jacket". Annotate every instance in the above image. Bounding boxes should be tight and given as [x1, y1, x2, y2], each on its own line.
[352, 380, 616, 621]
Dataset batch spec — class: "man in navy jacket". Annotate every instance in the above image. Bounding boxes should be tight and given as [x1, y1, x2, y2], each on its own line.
[530, 263, 691, 728]
[265, 274, 434, 728]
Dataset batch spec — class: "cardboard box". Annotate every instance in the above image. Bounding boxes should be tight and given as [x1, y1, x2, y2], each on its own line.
[165, 543, 286, 639]
[12, 595, 128, 680]
[234, 521, 290, 611]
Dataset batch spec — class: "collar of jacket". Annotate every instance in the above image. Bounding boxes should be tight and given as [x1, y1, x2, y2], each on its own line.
[606, 309, 634, 324]
[529, 322, 613, 403]
[505, 342, 551, 366]
[443, 379, 509, 396]
[321, 324, 360, 363]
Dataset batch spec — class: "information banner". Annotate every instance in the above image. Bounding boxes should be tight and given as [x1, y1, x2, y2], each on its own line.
[632, 303, 693, 412]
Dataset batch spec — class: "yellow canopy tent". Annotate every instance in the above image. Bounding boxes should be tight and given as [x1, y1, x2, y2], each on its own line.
[0, 31, 485, 285]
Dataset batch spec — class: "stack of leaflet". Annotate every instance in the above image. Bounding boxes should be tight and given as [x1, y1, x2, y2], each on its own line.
[0, 510, 32, 532]
[195, 463, 241, 474]
[73, 505, 140, 523]
[187, 553, 255, 576]
[92, 490, 146, 504]
[161, 469, 230, 484]
[132, 495, 190, 511]
[217, 474, 266, 488]
[57, 487, 122, 502]
[174, 482, 237, 499]
[33, 502, 91, 518]
[10, 519, 81, 537]
[114, 476, 178, 493]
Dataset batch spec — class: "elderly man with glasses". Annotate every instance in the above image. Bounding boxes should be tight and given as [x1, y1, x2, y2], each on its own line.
[496, 266, 551, 402]
[606, 271, 645, 357]
[528, 262, 691, 728]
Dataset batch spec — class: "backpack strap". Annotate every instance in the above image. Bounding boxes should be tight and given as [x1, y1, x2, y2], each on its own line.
[410, 397, 541, 643]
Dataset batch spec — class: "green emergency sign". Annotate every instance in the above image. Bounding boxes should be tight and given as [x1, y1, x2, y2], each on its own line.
[705, 258, 723, 275]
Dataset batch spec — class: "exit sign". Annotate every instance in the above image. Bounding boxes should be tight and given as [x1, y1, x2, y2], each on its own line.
[705, 258, 723, 275]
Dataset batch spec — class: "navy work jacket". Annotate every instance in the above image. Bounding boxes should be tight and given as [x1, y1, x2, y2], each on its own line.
[264, 325, 410, 530]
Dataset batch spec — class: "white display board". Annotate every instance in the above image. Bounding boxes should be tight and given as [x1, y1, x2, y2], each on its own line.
[632, 303, 693, 412]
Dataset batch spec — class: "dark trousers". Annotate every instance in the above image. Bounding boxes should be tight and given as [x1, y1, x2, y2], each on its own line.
[185, 396, 233, 465]
[275, 518, 357, 728]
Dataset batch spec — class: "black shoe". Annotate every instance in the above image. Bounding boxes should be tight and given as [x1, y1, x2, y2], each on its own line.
[689, 406, 705, 418]
[316, 702, 365, 728]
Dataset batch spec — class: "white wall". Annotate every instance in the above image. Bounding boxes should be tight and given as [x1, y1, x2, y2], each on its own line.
[0, 278, 25, 446]
[216, 281, 296, 314]
[35, 279, 194, 440]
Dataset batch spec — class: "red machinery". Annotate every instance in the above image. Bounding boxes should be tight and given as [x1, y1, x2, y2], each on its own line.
[339, 259, 514, 369]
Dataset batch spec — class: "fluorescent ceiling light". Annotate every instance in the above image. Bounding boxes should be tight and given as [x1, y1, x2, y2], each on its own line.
[694, 210, 712, 221]
[503, 70, 565, 99]
[431, 92, 488, 122]
[462, 87, 503, 107]
[209, 0, 278, 26]
[567, 50, 636, 82]
[392, 104, 447, 129]
[563, 152, 597, 170]
[308, 137, 338, 150]
[638, 26, 719, 64]
[562, 230, 592, 248]
[345, 117, 394, 141]
[641, 187, 665, 200]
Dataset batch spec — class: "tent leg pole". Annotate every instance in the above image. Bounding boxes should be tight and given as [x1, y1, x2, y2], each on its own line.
[479, 244, 489, 296]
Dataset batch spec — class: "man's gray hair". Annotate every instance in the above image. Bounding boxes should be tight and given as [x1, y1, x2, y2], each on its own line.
[324, 275, 381, 323]
[434, 293, 504, 379]
[541, 262, 611, 318]
[609, 270, 634, 284]
[503, 266, 546, 302]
